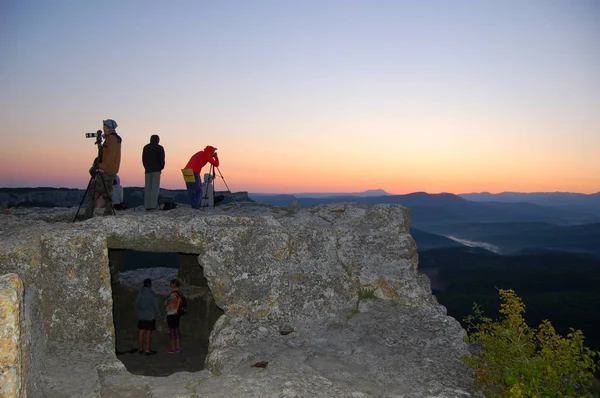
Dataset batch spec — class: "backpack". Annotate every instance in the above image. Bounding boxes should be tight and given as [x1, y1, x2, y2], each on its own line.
[162, 197, 177, 211]
[175, 291, 188, 316]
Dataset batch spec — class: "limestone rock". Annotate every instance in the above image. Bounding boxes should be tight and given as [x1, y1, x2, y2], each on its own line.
[0, 203, 476, 397]
[0, 273, 23, 398]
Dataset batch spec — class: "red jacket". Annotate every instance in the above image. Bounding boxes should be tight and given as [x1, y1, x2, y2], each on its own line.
[184, 146, 219, 174]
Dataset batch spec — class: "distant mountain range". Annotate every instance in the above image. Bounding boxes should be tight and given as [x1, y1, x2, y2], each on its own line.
[460, 191, 600, 215]
[294, 189, 390, 198]
[250, 189, 390, 201]
[247, 191, 600, 227]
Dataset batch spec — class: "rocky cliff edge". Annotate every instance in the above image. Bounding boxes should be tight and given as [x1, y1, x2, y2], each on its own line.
[0, 203, 474, 397]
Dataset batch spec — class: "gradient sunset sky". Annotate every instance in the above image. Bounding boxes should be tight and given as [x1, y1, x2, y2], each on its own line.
[1, 1, 599, 194]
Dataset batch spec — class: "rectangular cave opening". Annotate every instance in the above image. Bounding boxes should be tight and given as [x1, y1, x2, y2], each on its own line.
[108, 248, 223, 377]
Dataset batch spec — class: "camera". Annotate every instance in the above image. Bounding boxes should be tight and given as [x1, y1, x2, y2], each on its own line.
[85, 130, 103, 138]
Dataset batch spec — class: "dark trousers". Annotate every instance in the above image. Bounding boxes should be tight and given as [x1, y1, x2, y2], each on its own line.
[185, 172, 202, 209]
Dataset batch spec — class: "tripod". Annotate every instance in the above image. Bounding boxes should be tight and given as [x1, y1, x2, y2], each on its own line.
[200, 164, 237, 209]
[73, 134, 116, 222]
[200, 165, 215, 209]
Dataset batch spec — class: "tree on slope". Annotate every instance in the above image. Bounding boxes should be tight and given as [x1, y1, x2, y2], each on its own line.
[463, 289, 599, 397]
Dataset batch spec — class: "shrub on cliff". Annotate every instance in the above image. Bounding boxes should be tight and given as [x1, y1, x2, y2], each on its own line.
[463, 289, 599, 397]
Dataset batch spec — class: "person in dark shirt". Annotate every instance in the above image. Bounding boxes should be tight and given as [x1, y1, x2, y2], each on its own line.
[134, 278, 160, 355]
[142, 134, 165, 211]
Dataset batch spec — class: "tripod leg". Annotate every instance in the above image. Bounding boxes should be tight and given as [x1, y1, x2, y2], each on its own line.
[73, 175, 95, 222]
[211, 165, 216, 208]
[216, 167, 237, 206]
[212, 172, 215, 208]
[87, 172, 100, 217]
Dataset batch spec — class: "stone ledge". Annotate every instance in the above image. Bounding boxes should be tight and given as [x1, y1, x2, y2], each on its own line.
[0, 273, 23, 398]
[1, 203, 475, 397]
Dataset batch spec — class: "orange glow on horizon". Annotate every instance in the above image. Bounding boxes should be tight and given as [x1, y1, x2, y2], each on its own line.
[1, 119, 599, 195]
[2, 151, 599, 195]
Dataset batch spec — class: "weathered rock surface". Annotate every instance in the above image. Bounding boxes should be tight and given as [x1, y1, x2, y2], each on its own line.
[0, 203, 475, 397]
[0, 274, 23, 397]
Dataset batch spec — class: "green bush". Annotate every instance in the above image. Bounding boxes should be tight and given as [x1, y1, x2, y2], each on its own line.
[463, 289, 599, 397]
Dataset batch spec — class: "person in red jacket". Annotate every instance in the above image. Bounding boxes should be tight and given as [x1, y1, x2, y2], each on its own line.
[182, 146, 219, 209]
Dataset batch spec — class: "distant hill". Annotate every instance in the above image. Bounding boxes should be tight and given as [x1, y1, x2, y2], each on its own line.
[246, 194, 297, 206]
[422, 222, 600, 258]
[251, 189, 390, 200]
[460, 191, 600, 215]
[294, 189, 390, 198]
[248, 192, 598, 227]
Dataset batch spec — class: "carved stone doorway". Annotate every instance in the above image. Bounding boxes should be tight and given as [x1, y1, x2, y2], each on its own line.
[108, 249, 223, 376]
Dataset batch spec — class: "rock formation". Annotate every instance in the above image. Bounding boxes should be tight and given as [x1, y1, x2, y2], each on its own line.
[0, 202, 475, 397]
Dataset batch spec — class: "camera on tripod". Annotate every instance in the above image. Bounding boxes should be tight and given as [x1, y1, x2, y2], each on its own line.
[85, 130, 103, 139]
